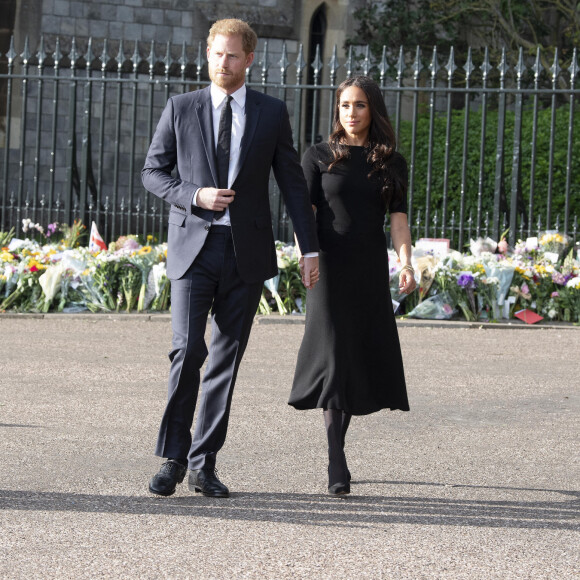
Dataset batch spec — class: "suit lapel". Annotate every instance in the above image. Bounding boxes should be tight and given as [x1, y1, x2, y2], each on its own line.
[195, 87, 219, 188]
[235, 89, 261, 180]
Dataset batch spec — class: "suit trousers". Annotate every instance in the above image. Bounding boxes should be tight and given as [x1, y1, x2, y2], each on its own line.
[155, 225, 263, 470]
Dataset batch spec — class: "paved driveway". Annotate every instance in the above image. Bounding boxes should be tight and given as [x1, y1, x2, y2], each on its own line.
[0, 315, 578, 579]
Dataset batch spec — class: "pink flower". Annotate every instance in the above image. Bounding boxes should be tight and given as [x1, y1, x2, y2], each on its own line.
[497, 239, 509, 254]
[521, 283, 530, 295]
[551, 291, 559, 298]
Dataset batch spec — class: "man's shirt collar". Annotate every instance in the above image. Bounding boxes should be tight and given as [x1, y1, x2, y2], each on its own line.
[210, 83, 246, 110]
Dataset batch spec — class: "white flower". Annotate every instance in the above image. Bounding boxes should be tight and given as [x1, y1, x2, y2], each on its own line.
[566, 277, 580, 289]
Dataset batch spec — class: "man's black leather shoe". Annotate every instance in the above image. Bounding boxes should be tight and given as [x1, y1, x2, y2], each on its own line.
[148, 460, 187, 496]
[188, 468, 230, 498]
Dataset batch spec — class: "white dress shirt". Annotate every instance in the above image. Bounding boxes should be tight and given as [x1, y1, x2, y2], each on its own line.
[192, 83, 246, 226]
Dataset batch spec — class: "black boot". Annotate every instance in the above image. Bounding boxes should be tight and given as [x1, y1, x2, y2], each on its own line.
[324, 409, 350, 496]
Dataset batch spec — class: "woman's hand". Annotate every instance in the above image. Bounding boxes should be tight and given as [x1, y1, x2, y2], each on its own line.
[398, 267, 416, 294]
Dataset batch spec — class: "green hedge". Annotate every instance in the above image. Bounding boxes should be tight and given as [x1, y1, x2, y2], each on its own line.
[398, 103, 580, 222]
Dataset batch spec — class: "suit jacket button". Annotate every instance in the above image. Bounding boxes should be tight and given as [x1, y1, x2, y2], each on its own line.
[204, 225, 210, 231]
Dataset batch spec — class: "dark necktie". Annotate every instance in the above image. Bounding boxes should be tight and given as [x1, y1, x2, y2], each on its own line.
[215, 95, 233, 220]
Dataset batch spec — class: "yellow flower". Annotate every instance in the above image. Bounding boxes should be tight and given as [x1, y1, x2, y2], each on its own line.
[138, 246, 152, 255]
[146, 235, 153, 241]
[1, 251, 14, 262]
[27, 259, 47, 271]
[540, 233, 564, 246]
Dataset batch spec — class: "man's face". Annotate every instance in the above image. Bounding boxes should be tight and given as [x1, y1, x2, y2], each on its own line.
[207, 34, 254, 94]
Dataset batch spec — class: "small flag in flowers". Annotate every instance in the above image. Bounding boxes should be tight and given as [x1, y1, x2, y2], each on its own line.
[89, 221, 107, 253]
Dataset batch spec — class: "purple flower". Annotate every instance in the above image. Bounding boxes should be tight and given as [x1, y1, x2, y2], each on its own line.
[552, 271, 566, 285]
[457, 273, 475, 288]
[46, 222, 58, 237]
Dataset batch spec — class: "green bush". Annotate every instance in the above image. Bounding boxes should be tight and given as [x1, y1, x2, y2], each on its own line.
[398, 103, 580, 228]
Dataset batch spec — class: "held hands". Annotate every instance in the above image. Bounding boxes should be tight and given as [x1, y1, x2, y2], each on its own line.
[398, 267, 417, 295]
[197, 187, 235, 211]
[299, 256, 320, 290]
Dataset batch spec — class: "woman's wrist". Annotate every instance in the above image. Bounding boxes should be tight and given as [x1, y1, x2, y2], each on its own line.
[401, 264, 414, 274]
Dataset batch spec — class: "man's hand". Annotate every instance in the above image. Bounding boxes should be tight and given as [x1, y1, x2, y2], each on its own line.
[196, 187, 235, 211]
[301, 255, 319, 290]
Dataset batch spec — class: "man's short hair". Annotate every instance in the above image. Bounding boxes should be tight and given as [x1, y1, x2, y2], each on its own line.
[207, 18, 258, 54]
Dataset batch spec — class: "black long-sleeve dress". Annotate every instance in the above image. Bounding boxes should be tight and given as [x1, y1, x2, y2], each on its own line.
[289, 143, 410, 415]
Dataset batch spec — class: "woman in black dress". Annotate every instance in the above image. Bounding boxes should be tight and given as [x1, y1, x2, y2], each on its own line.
[289, 76, 416, 496]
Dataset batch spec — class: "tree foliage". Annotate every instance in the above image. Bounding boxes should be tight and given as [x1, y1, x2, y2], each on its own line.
[349, 1, 580, 73]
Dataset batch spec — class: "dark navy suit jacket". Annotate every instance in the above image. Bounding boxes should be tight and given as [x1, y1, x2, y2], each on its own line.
[142, 85, 319, 282]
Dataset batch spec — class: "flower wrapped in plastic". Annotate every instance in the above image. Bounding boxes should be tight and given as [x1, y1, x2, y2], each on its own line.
[38, 262, 66, 312]
[405, 291, 456, 320]
[538, 231, 569, 263]
[455, 272, 479, 321]
[482, 258, 515, 309]
[470, 237, 497, 257]
[148, 261, 171, 311]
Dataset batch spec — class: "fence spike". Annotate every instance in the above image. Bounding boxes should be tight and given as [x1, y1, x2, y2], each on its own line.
[53, 37, 62, 71]
[260, 41, 268, 84]
[279, 42, 290, 82]
[464, 46, 474, 80]
[131, 40, 140, 72]
[413, 46, 422, 80]
[100, 38, 108, 72]
[37, 36, 47, 68]
[379, 46, 388, 85]
[550, 47, 561, 82]
[329, 45, 340, 83]
[85, 37, 94, 70]
[429, 46, 440, 79]
[515, 46, 526, 81]
[362, 45, 371, 75]
[532, 46, 543, 81]
[146, 40, 156, 75]
[179, 41, 188, 77]
[396, 45, 405, 81]
[20, 36, 31, 64]
[345, 45, 354, 78]
[195, 40, 204, 77]
[480, 46, 491, 81]
[568, 48, 578, 83]
[497, 47, 508, 83]
[117, 39, 125, 72]
[69, 37, 78, 69]
[164, 41, 172, 77]
[295, 43, 306, 80]
[445, 46, 457, 79]
[6, 35, 16, 63]
[312, 44, 323, 77]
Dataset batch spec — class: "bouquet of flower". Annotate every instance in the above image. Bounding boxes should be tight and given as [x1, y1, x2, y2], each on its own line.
[405, 291, 455, 320]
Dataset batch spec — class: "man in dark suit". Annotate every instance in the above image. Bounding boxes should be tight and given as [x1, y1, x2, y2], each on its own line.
[142, 18, 319, 498]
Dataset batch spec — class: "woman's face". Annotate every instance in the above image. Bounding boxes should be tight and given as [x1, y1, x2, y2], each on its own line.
[338, 85, 371, 145]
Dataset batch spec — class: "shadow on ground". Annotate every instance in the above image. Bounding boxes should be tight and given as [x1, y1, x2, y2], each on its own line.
[2, 481, 578, 531]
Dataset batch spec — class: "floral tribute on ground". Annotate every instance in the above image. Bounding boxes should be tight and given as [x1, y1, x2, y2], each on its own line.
[396, 232, 580, 324]
[1, 221, 579, 323]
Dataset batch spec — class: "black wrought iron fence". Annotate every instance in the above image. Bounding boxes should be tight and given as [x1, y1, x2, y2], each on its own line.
[1, 35, 578, 248]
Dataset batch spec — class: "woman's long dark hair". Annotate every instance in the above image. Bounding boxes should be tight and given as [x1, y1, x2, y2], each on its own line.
[328, 76, 401, 207]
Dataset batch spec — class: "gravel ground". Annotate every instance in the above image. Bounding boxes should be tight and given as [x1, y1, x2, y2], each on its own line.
[0, 315, 578, 579]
